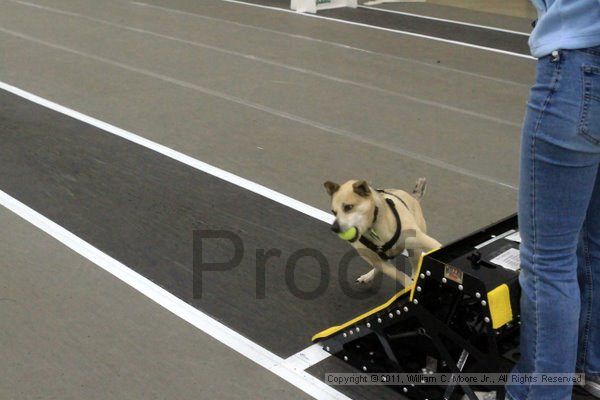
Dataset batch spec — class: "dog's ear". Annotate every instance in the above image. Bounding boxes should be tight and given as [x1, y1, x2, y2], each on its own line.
[353, 180, 371, 197]
[324, 181, 340, 196]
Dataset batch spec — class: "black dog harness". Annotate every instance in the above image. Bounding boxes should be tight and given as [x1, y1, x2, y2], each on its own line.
[358, 190, 408, 260]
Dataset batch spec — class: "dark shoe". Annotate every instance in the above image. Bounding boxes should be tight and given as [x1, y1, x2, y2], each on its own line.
[581, 375, 600, 398]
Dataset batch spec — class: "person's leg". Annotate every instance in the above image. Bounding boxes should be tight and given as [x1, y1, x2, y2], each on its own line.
[577, 164, 600, 390]
[507, 49, 600, 400]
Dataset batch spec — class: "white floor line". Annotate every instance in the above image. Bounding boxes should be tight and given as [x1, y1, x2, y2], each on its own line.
[0, 31, 518, 191]
[7, 0, 520, 129]
[209, 0, 535, 60]
[286, 344, 333, 371]
[0, 189, 344, 399]
[0, 81, 333, 224]
[129, 1, 529, 88]
[358, 5, 531, 36]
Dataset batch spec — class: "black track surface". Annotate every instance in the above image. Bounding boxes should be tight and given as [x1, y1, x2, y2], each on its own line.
[0, 89, 407, 358]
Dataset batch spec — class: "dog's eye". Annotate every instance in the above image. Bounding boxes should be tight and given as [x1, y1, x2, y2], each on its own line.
[343, 204, 354, 213]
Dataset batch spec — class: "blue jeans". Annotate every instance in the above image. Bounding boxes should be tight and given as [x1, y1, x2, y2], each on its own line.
[506, 47, 600, 400]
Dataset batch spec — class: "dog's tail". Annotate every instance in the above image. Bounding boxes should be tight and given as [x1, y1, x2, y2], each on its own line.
[412, 177, 427, 201]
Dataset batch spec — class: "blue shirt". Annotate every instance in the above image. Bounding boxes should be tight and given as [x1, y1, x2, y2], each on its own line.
[529, 0, 600, 58]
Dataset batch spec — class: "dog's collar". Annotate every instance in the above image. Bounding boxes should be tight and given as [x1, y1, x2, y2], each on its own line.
[369, 190, 407, 227]
[376, 189, 409, 209]
[371, 205, 379, 225]
[359, 197, 402, 260]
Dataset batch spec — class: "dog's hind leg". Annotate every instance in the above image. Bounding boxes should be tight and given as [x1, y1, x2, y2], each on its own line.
[377, 260, 413, 287]
[407, 249, 421, 278]
[406, 232, 441, 252]
[404, 233, 442, 281]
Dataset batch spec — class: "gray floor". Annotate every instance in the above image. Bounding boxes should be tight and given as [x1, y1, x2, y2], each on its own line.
[0, 208, 311, 400]
[0, 0, 532, 243]
[0, 0, 536, 398]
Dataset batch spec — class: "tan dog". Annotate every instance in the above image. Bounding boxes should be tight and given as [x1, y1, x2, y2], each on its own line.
[324, 178, 441, 287]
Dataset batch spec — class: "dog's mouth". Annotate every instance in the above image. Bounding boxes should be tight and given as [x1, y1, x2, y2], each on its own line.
[338, 226, 359, 242]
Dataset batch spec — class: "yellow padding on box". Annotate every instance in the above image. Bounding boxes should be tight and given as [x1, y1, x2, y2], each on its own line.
[311, 286, 412, 342]
[312, 247, 441, 342]
[487, 284, 513, 329]
[409, 247, 439, 301]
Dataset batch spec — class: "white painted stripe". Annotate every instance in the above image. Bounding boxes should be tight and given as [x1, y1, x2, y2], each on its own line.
[0, 189, 346, 399]
[5, 0, 520, 127]
[130, 1, 529, 87]
[0, 81, 334, 224]
[209, 0, 535, 59]
[358, 5, 531, 36]
[286, 344, 332, 371]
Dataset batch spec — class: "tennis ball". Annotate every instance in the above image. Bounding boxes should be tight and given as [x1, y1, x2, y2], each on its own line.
[338, 226, 358, 241]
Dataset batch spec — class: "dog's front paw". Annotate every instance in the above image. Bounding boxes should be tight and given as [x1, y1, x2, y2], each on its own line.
[356, 269, 376, 284]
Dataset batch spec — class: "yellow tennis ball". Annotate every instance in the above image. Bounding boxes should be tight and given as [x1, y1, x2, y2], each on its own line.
[338, 226, 358, 241]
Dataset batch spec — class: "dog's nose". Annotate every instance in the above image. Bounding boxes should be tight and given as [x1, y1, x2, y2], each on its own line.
[331, 220, 341, 233]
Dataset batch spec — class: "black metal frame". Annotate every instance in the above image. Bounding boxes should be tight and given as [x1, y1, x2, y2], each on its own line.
[315, 215, 521, 400]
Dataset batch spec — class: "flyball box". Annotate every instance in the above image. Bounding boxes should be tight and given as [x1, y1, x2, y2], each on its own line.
[313, 214, 521, 400]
